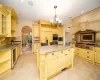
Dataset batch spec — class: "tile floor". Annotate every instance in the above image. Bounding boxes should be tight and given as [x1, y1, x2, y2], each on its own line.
[0, 52, 100, 80]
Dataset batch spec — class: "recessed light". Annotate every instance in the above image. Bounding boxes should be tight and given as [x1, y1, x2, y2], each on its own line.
[21, 0, 24, 2]
[28, 1, 34, 7]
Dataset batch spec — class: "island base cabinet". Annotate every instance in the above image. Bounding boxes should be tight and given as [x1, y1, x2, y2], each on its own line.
[57, 54, 66, 72]
[47, 56, 57, 78]
[40, 62, 47, 80]
[39, 48, 74, 80]
[65, 55, 72, 68]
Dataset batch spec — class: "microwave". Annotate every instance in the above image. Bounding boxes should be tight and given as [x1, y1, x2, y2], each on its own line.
[80, 33, 95, 42]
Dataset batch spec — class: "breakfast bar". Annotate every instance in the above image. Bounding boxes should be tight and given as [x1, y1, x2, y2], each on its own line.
[37, 45, 75, 80]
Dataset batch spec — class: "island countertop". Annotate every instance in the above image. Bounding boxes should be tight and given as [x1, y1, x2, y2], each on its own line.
[38, 45, 74, 54]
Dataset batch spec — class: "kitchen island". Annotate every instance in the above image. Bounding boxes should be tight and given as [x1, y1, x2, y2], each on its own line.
[37, 45, 75, 80]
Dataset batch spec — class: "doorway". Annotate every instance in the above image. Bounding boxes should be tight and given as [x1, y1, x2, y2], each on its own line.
[21, 26, 32, 53]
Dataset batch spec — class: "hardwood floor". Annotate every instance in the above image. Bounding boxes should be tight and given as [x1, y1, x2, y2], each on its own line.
[0, 52, 100, 80]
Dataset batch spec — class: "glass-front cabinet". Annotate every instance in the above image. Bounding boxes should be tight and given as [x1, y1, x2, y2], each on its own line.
[2, 14, 6, 35]
[0, 4, 17, 37]
[0, 5, 8, 36]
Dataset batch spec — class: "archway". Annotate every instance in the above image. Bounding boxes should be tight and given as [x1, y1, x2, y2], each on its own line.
[21, 26, 32, 53]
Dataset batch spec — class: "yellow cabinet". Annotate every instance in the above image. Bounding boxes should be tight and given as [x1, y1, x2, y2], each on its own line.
[0, 5, 8, 36]
[47, 55, 57, 77]
[85, 50, 94, 61]
[41, 31, 46, 43]
[64, 49, 73, 68]
[75, 48, 94, 62]
[57, 53, 65, 72]
[95, 48, 100, 64]
[0, 5, 17, 37]
[0, 50, 11, 75]
[79, 49, 86, 58]
[38, 48, 74, 80]
[34, 43, 40, 53]
[33, 24, 40, 37]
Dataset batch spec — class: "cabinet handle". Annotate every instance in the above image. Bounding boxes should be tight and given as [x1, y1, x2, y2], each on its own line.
[87, 56, 89, 58]
[61, 51, 63, 53]
[52, 53, 54, 55]
[87, 52, 89, 53]
[68, 49, 70, 51]
[65, 54, 67, 55]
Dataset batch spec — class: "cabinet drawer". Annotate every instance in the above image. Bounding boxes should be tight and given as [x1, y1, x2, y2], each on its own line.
[47, 51, 62, 57]
[85, 52, 94, 61]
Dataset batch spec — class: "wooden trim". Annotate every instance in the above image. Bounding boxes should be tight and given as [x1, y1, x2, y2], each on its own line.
[88, 19, 100, 24]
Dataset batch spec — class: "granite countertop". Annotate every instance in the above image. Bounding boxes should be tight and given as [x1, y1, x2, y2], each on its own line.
[38, 45, 74, 54]
[0, 43, 21, 52]
[93, 45, 100, 47]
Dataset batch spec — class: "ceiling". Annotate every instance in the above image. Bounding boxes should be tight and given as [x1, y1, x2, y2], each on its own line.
[0, 0, 100, 24]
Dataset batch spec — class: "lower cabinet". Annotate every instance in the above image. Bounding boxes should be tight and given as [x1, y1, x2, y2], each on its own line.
[38, 48, 74, 80]
[95, 48, 100, 64]
[75, 48, 94, 62]
[64, 50, 72, 68]
[47, 56, 57, 77]
[57, 53, 65, 72]
[0, 50, 11, 75]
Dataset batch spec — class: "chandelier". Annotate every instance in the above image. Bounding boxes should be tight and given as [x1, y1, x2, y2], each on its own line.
[50, 6, 62, 26]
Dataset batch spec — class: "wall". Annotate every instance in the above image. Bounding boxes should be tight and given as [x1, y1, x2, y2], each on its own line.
[16, 20, 33, 41]
[16, 19, 35, 52]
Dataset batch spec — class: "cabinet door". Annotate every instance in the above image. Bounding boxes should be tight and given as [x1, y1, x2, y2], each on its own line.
[79, 49, 86, 58]
[0, 14, 6, 35]
[34, 44, 37, 52]
[57, 53, 65, 72]
[95, 51, 100, 63]
[47, 56, 57, 77]
[64, 49, 72, 68]
[75, 48, 80, 56]
[41, 31, 46, 43]
[33, 24, 39, 37]
[0, 12, 2, 35]
[85, 50, 94, 61]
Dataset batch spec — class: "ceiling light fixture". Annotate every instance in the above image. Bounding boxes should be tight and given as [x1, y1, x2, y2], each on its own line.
[50, 6, 62, 27]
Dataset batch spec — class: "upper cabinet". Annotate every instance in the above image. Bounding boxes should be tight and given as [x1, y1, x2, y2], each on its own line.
[0, 5, 18, 37]
[33, 24, 40, 37]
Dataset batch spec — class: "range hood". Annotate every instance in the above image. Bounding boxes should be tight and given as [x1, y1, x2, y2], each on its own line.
[74, 29, 100, 35]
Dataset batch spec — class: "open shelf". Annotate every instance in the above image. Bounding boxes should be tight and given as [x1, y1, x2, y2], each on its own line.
[0, 60, 11, 75]
[0, 50, 11, 63]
